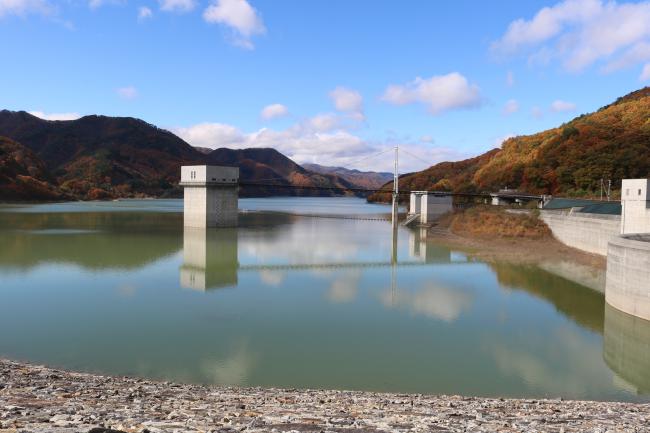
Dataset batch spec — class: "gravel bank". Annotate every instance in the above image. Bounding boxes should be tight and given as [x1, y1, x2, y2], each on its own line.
[1, 359, 649, 433]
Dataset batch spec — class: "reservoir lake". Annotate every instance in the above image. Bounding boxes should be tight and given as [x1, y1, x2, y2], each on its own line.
[0, 197, 649, 402]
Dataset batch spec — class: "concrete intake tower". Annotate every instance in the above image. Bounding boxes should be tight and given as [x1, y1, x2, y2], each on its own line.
[180, 165, 239, 228]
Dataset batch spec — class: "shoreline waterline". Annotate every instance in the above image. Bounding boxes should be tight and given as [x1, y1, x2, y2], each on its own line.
[1, 358, 649, 433]
[1, 198, 648, 403]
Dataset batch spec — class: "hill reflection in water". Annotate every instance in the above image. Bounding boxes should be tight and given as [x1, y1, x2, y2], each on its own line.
[0, 198, 647, 402]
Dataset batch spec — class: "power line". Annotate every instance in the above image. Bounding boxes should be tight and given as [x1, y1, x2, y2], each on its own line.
[238, 180, 494, 198]
[338, 148, 395, 170]
[399, 147, 435, 169]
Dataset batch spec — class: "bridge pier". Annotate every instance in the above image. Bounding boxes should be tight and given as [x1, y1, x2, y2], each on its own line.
[406, 192, 453, 225]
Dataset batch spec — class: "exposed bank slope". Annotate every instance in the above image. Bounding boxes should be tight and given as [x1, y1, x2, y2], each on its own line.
[370, 87, 650, 202]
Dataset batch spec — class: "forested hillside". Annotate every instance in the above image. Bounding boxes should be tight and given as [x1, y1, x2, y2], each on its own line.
[370, 87, 650, 201]
[0, 136, 69, 201]
[0, 111, 364, 200]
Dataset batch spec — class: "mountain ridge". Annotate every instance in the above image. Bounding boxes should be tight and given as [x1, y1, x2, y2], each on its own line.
[0, 110, 367, 200]
[369, 87, 650, 202]
[302, 163, 393, 190]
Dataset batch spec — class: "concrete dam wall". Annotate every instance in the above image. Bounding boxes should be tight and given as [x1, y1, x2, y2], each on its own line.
[539, 210, 621, 256]
[606, 234, 650, 322]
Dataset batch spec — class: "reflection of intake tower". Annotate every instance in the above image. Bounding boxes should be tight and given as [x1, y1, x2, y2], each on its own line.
[180, 165, 239, 228]
[180, 227, 239, 291]
[603, 303, 650, 394]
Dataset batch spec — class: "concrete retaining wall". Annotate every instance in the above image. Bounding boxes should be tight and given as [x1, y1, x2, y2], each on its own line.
[605, 234, 650, 322]
[539, 209, 621, 256]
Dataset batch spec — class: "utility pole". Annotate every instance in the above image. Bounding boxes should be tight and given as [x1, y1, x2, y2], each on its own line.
[607, 179, 612, 201]
[600, 178, 603, 201]
[392, 145, 399, 227]
[391, 145, 399, 264]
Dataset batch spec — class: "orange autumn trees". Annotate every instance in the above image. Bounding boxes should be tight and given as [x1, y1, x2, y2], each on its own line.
[370, 87, 650, 201]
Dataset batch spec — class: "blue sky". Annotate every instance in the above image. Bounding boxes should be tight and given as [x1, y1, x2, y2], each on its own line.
[2, 0, 650, 172]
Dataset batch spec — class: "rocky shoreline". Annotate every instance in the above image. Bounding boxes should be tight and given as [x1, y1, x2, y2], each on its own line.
[1, 359, 649, 433]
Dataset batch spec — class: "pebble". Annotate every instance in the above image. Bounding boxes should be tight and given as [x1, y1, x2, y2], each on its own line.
[1, 358, 649, 433]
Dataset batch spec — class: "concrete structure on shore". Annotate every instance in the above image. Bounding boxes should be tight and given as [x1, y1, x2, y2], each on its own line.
[406, 192, 453, 225]
[606, 234, 650, 321]
[536, 178, 650, 323]
[180, 165, 239, 228]
[621, 178, 650, 234]
[539, 210, 621, 256]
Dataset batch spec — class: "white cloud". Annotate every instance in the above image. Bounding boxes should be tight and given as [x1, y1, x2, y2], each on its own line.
[172, 117, 463, 172]
[550, 99, 576, 112]
[28, 110, 81, 121]
[174, 122, 244, 148]
[158, 0, 195, 12]
[0, 0, 54, 17]
[420, 135, 434, 143]
[503, 99, 519, 115]
[601, 42, 650, 73]
[138, 6, 152, 20]
[117, 86, 138, 100]
[88, 0, 125, 8]
[492, 0, 650, 73]
[203, 0, 265, 49]
[260, 103, 288, 120]
[381, 72, 481, 115]
[328, 86, 364, 120]
[531, 106, 544, 119]
[306, 113, 340, 132]
[506, 70, 515, 87]
[640, 63, 650, 81]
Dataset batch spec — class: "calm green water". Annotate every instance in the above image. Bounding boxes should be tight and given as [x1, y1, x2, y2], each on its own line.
[0, 197, 648, 402]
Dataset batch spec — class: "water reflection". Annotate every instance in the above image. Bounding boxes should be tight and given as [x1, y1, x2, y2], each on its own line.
[1, 199, 649, 401]
[604, 304, 650, 394]
[379, 283, 474, 322]
[326, 271, 361, 304]
[180, 227, 239, 291]
[0, 211, 181, 271]
[489, 263, 605, 334]
[539, 261, 606, 293]
[408, 227, 452, 263]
